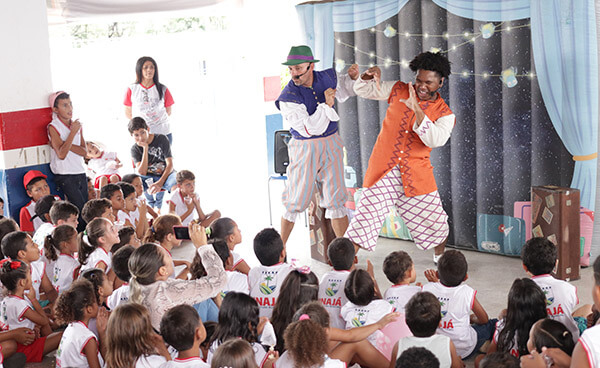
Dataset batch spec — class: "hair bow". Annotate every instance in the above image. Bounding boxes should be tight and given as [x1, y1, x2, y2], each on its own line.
[290, 258, 311, 274]
[0, 259, 21, 270]
[299, 314, 311, 321]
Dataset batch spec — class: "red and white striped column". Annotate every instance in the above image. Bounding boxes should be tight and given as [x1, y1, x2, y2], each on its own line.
[0, 0, 57, 222]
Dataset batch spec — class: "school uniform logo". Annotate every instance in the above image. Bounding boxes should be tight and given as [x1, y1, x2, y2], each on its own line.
[542, 286, 554, 306]
[351, 309, 369, 327]
[259, 271, 278, 295]
[439, 297, 450, 318]
[325, 279, 342, 296]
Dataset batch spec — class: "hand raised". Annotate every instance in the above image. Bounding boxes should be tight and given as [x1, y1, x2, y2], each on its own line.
[71, 119, 82, 132]
[398, 82, 419, 112]
[362, 66, 381, 90]
[348, 64, 360, 80]
[324, 88, 336, 107]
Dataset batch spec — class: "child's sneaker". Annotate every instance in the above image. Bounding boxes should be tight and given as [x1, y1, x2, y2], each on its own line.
[433, 253, 443, 265]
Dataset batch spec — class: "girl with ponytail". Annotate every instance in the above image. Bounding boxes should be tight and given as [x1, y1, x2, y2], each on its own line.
[78, 218, 119, 279]
[142, 214, 190, 279]
[44, 224, 79, 294]
[207, 217, 249, 274]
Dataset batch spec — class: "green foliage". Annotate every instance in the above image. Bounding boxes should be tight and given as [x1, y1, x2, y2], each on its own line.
[67, 16, 227, 48]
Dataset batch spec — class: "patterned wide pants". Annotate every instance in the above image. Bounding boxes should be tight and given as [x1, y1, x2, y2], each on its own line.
[345, 166, 449, 251]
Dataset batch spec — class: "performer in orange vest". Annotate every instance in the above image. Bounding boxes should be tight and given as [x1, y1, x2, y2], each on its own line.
[346, 52, 454, 264]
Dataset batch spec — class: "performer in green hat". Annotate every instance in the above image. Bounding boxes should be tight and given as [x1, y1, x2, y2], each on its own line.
[275, 45, 359, 246]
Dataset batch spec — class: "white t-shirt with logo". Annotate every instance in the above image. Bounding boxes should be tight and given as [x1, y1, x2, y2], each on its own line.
[163, 189, 197, 226]
[52, 254, 80, 294]
[29, 260, 46, 298]
[125, 83, 174, 135]
[422, 282, 477, 358]
[318, 270, 351, 329]
[531, 274, 579, 341]
[248, 263, 294, 318]
[0, 296, 35, 330]
[56, 321, 103, 368]
[340, 300, 394, 352]
[384, 284, 422, 314]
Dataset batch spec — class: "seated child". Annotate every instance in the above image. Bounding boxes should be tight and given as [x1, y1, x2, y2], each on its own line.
[86, 141, 122, 189]
[107, 245, 134, 309]
[128, 117, 177, 210]
[100, 184, 124, 226]
[19, 170, 52, 233]
[485, 278, 547, 359]
[165, 170, 220, 227]
[279, 313, 345, 368]
[113, 226, 141, 253]
[522, 237, 582, 341]
[47, 91, 88, 231]
[390, 292, 462, 368]
[87, 176, 98, 200]
[248, 228, 293, 318]
[208, 217, 249, 274]
[211, 339, 259, 368]
[82, 198, 114, 224]
[104, 303, 171, 367]
[318, 237, 356, 329]
[54, 279, 104, 367]
[116, 182, 147, 239]
[207, 292, 276, 368]
[423, 250, 496, 359]
[340, 269, 394, 367]
[0, 259, 62, 363]
[384, 251, 421, 314]
[527, 318, 574, 358]
[2, 232, 58, 306]
[396, 347, 440, 368]
[81, 268, 113, 309]
[143, 214, 190, 279]
[78, 218, 119, 280]
[44, 225, 79, 294]
[30, 195, 57, 243]
[122, 173, 158, 219]
[33, 200, 79, 255]
[160, 304, 209, 367]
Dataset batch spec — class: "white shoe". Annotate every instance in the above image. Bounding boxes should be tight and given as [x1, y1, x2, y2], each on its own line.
[433, 253, 443, 265]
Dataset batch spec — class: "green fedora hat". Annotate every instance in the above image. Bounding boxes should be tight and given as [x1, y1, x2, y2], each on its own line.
[282, 45, 320, 65]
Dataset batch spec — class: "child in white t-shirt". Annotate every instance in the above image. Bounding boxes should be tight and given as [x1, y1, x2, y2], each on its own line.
[211, 240, 249, 295]
[55, 279, 104, 367]
[423, 250, 496, 359]
[340, 269, 393, 367]
[383, 251, 421, 314]
[390, 291, 463, 368]
[106, 246, 134, 310]
[160, 304, 209, 368]
[43, 225, 79, 294]
[86, 141, 122, 190]
[165, 170, 220, 227]
[78, 218, 119, 280]
[248, 228, 293, 318]
[522, 237, 585, 341]
[117, 182, 148, 239]
[0, 259, 62, 363]
[318, 237, 356, 329]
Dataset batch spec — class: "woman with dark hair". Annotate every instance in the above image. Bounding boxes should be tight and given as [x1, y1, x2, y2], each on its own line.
[124, 56, 175, 143]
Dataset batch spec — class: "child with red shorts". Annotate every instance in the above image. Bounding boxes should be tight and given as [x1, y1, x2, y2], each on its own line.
[0, 259, 62, 362]
[86, 141, 122, 190]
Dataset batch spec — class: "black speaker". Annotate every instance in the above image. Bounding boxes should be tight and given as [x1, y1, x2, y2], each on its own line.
[274, 130, 292, 175]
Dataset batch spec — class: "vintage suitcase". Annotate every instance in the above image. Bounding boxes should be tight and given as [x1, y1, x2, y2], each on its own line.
[309, 190, 337, 264]
[476, 214, 526, 256]
[531, 186, 580, 281]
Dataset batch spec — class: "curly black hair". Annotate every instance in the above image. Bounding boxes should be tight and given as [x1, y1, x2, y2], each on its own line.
[409, 52, 451, 79]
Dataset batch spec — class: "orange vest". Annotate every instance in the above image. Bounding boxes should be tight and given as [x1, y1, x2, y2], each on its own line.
[362, 81, 454, 197]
